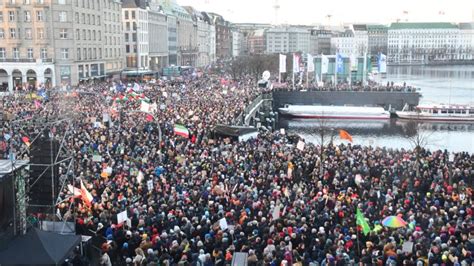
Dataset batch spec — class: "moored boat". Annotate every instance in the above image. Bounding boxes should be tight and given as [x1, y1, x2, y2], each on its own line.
[278, 105, 390, 120]
[396, 104, 474, 122]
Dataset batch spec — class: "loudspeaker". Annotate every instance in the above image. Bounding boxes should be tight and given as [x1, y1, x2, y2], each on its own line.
[28, 134, 60, 209]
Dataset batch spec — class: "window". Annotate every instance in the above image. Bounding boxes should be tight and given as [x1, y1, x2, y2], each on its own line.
[81, 13, 84, 24]
[92, 30, 95, 40]
[0, 29, 4, 39]
[98, 31, 101, 41]
[24, 11, 31, 22]
[58, 0, 65, 4]
[87, 30, 90, 40]
[87, 14, 90, 25]
[24, 0, 30, 4]
[97, 15, 100, 25]
[0, 12, 3, 22]
[36, 11, 43, 21]
[91, 15, 95, 25]
[59, 11, 67, 22]
[83, 48, 86, 59]
[27, 48, 33, 59]
[75, 29, 79, 40]
[75, 12, 79, 23]
[61, 48, 68, 59]
[77, 48, 81, 60]
[131, 11, 135, 19]
[0, 48, 5, 59]
[82, 29, 85, 40]
[124, 11, 129, 20]
[13, 48, 19, 59]
[9, 11, 15, 22]
[9, 0, 15, 4]
[40, 48, 47, 59]
[37, 28, 44, 39]
[126, 22, 130, 31]
[25, 28, 32, 39]
[59, 29, 67, 39]
[9, 28, 16, 38]
[125, 33, 129, 42]
[37, 0, 44, 4]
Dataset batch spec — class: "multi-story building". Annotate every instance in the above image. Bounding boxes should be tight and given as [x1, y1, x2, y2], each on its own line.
[331, 25, 368, 57]
[147, 9, 168, 71]
[184, 6, 210, 67]
[208, 13, 231, 60]
[265, 26, 310, 54]
[247, 29, 265, 55]
[166, 3, 196, 66]
[201, 12, 216, 63]
[310, 28, 332, 55]
[458, 23, 474, 60]
[0, 0, 123, 90]
[367, 24, 388, 57]
[387, 22, 460, 65]
[122, 0, 149, 74]
[231, 28, 243, 57]
[103, 0, 125, 80]
[234, 23, 271, 55]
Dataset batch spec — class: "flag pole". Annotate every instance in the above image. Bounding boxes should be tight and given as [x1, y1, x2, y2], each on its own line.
[362, 49, 367, 86]
[334, 53, 338, 87]
[306, 68, 309, 88]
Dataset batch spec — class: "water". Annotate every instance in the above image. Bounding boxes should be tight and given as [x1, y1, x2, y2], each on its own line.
[283, 65, 474, 153]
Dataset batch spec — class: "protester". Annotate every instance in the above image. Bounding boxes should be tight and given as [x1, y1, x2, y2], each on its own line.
[1, 74, 472, 266]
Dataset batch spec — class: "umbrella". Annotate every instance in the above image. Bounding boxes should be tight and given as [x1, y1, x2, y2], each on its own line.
[382, 216, 407, 228]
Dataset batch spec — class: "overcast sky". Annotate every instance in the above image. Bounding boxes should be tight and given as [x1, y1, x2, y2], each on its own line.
[177, 0, 474, 25]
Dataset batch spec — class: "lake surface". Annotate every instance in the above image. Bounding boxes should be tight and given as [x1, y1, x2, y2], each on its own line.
[283, 65, 474, 153]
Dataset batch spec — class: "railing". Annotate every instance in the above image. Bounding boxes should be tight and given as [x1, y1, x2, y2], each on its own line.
[0, 58, 53, 63]
[233, 93, 273, 126]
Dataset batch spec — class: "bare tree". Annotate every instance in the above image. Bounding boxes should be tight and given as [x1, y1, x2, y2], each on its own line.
[312, 114, 336, 178]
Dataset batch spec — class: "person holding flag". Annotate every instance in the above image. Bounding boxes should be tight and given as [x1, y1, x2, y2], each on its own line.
[356, 208, 371, 236]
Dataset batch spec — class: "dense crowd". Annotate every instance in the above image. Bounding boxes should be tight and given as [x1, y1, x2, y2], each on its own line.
[273, 81, 419, 93]
[0, 75, 472, 266]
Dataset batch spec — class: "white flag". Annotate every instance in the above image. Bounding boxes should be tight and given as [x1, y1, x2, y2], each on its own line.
[321, 54, 329, 74]
[378, 53, 387, 73]
[140, 101, 150, 113]
[292, 53, 300, 73]
[279, 54, 287, 73]
[350, 54, 358, 71]
[307, 54, 315, 72]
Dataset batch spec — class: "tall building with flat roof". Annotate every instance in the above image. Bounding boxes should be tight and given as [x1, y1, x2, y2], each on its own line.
[0, 0, 124, 91]
[265, 26, 310, 54]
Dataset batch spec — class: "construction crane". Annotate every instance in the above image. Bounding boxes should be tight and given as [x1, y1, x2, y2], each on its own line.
[273, 0, 280, 25]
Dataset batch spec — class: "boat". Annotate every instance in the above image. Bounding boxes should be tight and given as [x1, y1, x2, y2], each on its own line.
[278, 105, 390, 120]
[396, 104, 474, 122]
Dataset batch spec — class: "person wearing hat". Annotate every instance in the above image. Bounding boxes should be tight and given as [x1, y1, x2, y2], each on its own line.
[99, 243, 112, 266]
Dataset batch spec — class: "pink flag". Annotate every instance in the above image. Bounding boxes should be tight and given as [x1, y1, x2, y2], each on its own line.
[34, 100, 41, 109]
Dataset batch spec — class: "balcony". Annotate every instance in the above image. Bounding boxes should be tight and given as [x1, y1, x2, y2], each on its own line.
[0, 58, 53, 63]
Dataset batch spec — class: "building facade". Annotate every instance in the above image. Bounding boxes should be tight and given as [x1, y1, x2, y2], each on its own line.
[231, 28, 243, 57]
[331, 25, 368, 57]
[148, 9, 168, 71]
[122, 0, 149, 74]
[310, 28, 331, 55]
[247, 29, 265, 55]
[209, 13, 231, 60]
[367, 24, 388, 57]
[0, 0, 123, 90]
[388, 22, 462, 65]
[265, 26, 310, 54]
[184, 6, 210, 67]
[458, 23, 474, 60]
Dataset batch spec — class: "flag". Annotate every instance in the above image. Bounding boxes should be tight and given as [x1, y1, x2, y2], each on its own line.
[145, 114, 154, 122]
[378, 53, 387, 73]
[336, 53, 344, 74]
[80, 179, 93, 207]
[350, 54, 358, 71]
[356, 208, 371, 236]
[67, 184, 82, 198]
[307, 54, 315, 72]
[21, 136, 31, 147]
[292, 53, 300, 73]
[140, 101, 151, 113]
[279, 54, 287, 73]
[339, 129, 353, 142]
[174, 124, 189, 138]
[321, 54, 329, 74]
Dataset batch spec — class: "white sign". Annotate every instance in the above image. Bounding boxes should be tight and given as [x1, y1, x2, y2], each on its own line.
[92, 154, 102, 162]
[272, 205, 281, 220]
[147, 180, 153, 191]
[219, 218, 228, 231]
[279, 54, 287, 73]
[280, 128, 285, 135]
[296, 140, 305, 151]
[402, 241, 414, 253]
[307, 54, 315, 72]
[117, 210, 128, 224]
[321, 54, 329, 74]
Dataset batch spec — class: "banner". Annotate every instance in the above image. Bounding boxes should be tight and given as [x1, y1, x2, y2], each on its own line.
[378, 53, 387, 73]
[292, 53, 300, 73]
[307, 54, 315, 72]
[336, 53, 344, 74]
[279, 54, 287, 73]
[350, 54, 358, 71]
[321, 54, 329, 74]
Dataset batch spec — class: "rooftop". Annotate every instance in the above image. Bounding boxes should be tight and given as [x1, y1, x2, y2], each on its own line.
[389, 22, 458, 30]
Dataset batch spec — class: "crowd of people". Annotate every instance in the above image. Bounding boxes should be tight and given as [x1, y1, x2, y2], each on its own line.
[0, 74, 472, 266]
[273, 80, 419, 93]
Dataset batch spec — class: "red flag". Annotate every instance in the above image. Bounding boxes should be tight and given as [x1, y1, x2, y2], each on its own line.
[21, 136, 31, 147]
[145, 114, 154, 122]
[80, 180, 93, 207]
[339, 130, 353, 142]
[191, 135, 196, 143]
[34, 100, 41, 109]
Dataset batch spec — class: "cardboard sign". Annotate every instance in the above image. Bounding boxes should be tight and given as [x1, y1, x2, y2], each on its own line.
[296, 140, 305, 151]
[272, 205, 281, 220]
[219, 218, 228, 231]
[147, 180, 153, 191]
[280, 128, 285, 135]
[92, 154, 102, 162]
[117, 210, 128, 225]
[402, 241, 414, 253]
